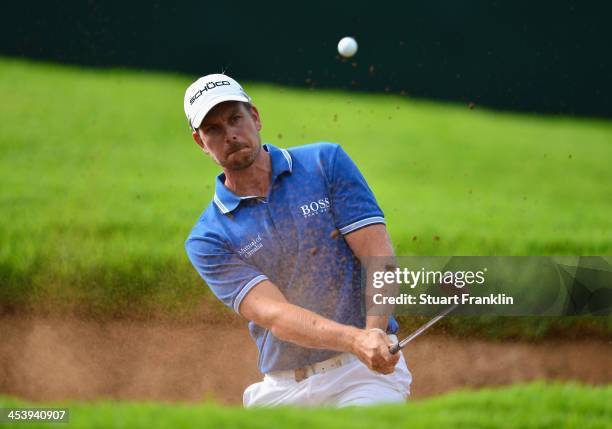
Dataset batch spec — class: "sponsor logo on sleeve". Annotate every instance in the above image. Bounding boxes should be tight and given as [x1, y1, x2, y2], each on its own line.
[238, 234, 263, 258]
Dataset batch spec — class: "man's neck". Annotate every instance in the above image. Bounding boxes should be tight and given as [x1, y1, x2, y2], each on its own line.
[223, 147, 272, 197]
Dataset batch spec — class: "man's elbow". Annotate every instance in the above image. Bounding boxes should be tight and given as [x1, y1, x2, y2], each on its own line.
[238, 280, 291, 335]
[261, 306, 284, 332]
[241, 299, 286, 333]
[258, 307, 291, 341]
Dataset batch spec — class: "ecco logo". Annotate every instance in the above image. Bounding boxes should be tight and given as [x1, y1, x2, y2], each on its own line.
[189, 80, 231, 105]
[300, 198, 331, 218]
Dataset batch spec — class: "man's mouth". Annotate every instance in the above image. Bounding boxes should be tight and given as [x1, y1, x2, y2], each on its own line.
[227, 146, 247, 156]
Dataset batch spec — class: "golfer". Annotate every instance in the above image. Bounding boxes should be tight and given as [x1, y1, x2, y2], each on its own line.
[184, 74, 412, 407]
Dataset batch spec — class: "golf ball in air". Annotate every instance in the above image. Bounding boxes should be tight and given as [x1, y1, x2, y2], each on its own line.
[337, 37, 358, 58]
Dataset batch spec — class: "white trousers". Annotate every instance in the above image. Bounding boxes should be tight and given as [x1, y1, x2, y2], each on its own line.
[243, 352, 412, 407]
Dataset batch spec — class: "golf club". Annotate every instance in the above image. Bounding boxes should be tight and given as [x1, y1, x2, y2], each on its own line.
[389, 302, 460, 354]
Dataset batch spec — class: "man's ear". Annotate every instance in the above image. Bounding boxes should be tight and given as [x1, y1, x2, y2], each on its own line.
[249, 105, 262, 132]
[192, 130, 209, 154]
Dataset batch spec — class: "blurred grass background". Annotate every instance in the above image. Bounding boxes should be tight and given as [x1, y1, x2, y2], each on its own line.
[1, 383, 610, 429]
[1, 57, 611, 336]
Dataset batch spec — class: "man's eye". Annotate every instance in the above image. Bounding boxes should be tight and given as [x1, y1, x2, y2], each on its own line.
[205, 125, 220, 134]
[231, 115, 241, 123]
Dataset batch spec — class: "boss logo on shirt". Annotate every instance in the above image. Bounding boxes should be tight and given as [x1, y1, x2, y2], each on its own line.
[299, 198, 331, 218]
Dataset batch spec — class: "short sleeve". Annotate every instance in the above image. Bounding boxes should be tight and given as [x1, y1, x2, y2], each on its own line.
[329, 145, 385, 235]
[185, 235, 268, 313]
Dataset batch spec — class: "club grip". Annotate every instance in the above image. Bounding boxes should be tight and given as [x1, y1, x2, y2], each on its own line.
[389, 342, 401, 354]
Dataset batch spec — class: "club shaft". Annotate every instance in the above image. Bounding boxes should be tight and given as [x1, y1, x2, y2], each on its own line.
[389, 303, 459, 354]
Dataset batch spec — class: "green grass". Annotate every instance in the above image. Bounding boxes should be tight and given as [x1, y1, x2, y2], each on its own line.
[0, 383, 610, 428]
[0, 57, 611, 333]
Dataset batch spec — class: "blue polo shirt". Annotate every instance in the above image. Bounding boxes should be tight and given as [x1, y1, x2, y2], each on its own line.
[185, 142, 398, 373]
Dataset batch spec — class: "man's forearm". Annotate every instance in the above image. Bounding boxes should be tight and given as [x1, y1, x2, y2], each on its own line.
[267, 301, 361, 353]
[344, 224, 398, 334]
[242, 280, 400, 374]
[363, 259, 398, 331]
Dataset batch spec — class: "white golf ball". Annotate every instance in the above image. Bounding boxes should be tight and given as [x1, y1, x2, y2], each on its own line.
[337, 37, 358, 58]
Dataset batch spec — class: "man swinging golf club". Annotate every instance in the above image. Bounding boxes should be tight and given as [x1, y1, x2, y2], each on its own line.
[184, 73, 412, 407]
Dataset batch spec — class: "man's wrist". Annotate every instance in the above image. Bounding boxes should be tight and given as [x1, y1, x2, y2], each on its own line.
[344, 326, 365, 355]
[365, 315, 389, 332]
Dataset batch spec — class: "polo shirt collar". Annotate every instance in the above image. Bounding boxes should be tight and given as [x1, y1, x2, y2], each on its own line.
[213, 144, 293, 214]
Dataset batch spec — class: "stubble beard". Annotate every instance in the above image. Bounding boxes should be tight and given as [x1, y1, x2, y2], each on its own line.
[223, 142, 261, 171]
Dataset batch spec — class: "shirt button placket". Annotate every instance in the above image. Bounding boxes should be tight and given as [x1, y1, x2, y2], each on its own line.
[262, 196, 287, 255]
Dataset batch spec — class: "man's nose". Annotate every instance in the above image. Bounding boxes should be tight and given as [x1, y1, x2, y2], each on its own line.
[225, 128, 238, 142]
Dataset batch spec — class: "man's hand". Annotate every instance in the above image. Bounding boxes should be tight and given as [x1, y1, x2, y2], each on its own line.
[351, 328, 399, 374]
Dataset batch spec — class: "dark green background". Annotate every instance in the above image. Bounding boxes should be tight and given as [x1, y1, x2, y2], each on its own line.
[1, 0, 610, 117]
